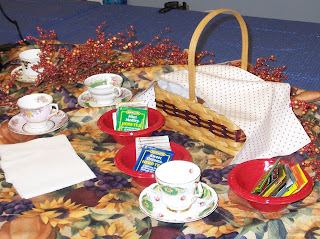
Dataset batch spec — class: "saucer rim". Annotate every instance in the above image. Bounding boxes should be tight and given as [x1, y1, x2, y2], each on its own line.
[139, 182, 218, 223]
[11, 66, 37, 83]
[78, 87, 132, 108]
[8, 110, 68, 135]
[22, 120, 55, 134]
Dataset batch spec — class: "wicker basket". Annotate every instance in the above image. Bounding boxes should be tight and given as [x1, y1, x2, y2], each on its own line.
[154, 9, 248, 156]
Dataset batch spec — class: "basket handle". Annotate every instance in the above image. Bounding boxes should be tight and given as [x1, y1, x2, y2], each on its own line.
[188, 9, 249, 101]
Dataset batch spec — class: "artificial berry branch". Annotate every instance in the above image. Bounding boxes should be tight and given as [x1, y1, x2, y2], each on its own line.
[1, 23, 215, 109]
[301, 126, 320, 179]
[290, 99, 318, 115]
[299, 120, 320, 156]
[300, 119, 320, 180]
[249, 55, 288, 82]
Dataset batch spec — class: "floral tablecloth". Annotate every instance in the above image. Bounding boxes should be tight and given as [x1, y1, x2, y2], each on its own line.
[1, 46, 320, 239]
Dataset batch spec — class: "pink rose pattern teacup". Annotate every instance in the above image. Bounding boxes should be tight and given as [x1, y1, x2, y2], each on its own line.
[17, 93, 59, 129]
[155, 161, 205, 212]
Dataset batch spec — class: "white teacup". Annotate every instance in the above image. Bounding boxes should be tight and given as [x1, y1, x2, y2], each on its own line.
[155, 160, 204, 212]
[84, 73, 123, 105]
[19, 49, 41, 79]
[17, 93, 59, 129]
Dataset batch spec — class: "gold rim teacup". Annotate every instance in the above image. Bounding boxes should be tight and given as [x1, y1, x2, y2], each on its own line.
[17, 93, 59, 130]
[84, 73, 123, 105]
[19, 49, 41, 78]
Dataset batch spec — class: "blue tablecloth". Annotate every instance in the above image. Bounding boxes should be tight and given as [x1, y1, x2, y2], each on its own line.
[0, 0, 319, 90]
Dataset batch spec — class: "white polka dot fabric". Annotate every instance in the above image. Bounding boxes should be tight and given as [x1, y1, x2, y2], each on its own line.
[132, 84, 157, 109]
[156, 64, 310, 165]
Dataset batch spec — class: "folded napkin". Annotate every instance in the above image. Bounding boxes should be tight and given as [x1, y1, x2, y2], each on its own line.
[144, 64, 310, 165]
[0, 135, 96, 199]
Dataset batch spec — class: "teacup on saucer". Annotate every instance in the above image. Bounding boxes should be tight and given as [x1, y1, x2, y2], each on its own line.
[78, 88, 132, 108]
[19, 49, 41, 79]
[84, 73, 123, 105]
[17, 93, 59, 130]
[139, 183, 218, 223]
[11, 66, 37, 83]
[155, 161, 205, 212]
[8, 110, 68, 135]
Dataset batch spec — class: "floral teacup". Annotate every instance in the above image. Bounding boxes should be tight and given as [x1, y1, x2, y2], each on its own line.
[155, 160, 204, 212]
[17, 93, 59, 129]
[84, 73, 123, 105]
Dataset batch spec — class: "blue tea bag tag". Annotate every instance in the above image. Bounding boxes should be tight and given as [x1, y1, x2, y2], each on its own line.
[133, 145, 175, 173]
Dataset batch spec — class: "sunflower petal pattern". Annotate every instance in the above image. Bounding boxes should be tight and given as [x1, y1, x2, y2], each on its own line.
[1, 53, 320, 239]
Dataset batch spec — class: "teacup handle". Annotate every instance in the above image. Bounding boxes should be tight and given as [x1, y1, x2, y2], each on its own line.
[47, 103, 59, 119]
[194, 182, 204, 198]
[114, 87, 122, 97]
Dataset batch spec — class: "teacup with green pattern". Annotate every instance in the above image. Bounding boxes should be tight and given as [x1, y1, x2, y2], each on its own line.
[84, 73, 123, 105]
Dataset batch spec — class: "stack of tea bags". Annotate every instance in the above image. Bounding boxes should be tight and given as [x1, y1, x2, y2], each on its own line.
[251, 158, 308, 197]
[134, 136, 174, 173]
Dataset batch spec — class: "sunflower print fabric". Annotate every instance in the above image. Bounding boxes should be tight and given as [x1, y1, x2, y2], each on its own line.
[0, 45, 320, 239]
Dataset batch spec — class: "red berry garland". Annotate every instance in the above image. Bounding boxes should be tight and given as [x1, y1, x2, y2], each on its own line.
[302, 160, 320, 181]
[1, 23, 214, 109]
[300, 120, 320, 180]
[249, 55, 288, 83]
[290, 99, 318, 115]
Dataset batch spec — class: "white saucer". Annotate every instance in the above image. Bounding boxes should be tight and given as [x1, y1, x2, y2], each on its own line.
[78, 88, 132, 108]
[11, 66, 37, 83]
[23, 121, 55, 134]
[8, 110, 68, 135]
[139, 183, 218, 223]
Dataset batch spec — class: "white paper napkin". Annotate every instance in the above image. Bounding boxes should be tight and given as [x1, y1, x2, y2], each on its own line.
[155, 64, 310, 164]
[0, 134, 96, 198]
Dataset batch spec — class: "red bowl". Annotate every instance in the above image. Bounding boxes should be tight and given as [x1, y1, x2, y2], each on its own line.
[97, 108, 165, 145]
[228, 158, 313, 212]
[114, 142, 192, 187]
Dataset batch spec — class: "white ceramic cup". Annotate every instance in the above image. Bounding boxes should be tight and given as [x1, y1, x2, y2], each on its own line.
[19, 49, 41, 79]
[17, 93, 59, 129]
[155, 160, 204, 212]
[84, 73, 123, 105]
